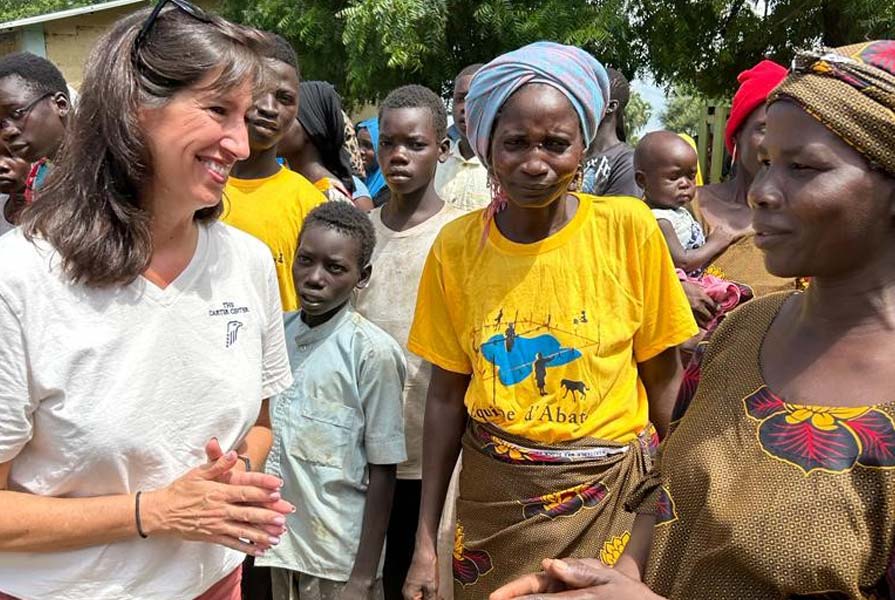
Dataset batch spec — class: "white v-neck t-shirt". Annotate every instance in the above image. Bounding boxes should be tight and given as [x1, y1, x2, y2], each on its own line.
[0, 222, 293, 599]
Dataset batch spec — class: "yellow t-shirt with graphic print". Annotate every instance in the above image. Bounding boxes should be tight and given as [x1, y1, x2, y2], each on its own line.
[407, 193, 698, 444]
[223, 166, 326, 311]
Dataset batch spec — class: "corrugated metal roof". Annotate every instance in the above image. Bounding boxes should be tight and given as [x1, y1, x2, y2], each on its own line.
[0, 0, 146, 31]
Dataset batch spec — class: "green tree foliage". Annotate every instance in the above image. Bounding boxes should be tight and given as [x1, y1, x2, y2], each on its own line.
[660, 88, 705, 137]
[221, 0, 639, 109]
[11, 0, 895, 110]
[630, 0, 895, 98]
[0, 0, 103, 22]
[658, 85, 726, 137]
[625, 90, 651, 144]
[218, 0, 351, 104]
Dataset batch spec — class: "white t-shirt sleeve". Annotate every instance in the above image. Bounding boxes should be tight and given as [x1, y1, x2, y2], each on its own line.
[0, 291, 34, 463]
[260, 256, 293, 398]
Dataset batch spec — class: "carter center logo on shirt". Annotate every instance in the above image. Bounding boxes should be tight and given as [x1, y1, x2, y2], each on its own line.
[208, 301, 251, 348]
[226, 321, 243, 348]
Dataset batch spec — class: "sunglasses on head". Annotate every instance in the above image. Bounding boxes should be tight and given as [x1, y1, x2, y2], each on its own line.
[133, 0, 212, 54]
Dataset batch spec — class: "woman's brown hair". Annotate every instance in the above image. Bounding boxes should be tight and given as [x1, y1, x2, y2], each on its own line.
[22, 7, 269, 287]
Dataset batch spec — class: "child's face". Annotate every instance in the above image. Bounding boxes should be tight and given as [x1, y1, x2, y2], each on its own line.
[246, 59, 299, 152]
[293, 225, 368, 318]
[378, 106, 442, 196]
[0, 144, 29, 194]
[357, 127, 376, 172]
[641, 142, 698, 209]
[0, 75, 69, 163]
[452, 74, 474, 140]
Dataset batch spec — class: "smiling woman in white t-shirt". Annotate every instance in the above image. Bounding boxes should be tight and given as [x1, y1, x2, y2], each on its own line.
[0, 4, 295, 600]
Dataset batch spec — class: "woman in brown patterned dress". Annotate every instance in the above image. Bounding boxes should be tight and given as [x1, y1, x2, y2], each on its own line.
[491, 40, 895, 600]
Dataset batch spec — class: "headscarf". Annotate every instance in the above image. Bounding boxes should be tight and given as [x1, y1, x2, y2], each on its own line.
[356, 117, 386, 199]
[297, 81, 355, 193]
[464, 41, 611, 171]
[678, 133, 704, 186]
[724, 59, 787, 154]
[769, 41, 895, 176]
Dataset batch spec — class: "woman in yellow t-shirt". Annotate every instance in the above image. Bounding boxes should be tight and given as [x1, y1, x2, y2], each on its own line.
[402, 42, 697, 600]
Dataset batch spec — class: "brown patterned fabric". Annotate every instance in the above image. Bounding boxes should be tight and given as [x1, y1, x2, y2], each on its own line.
[342, 112, 366, 179]
[628, 293, 895, 599]
[770, 41, 895, 177]
[453, 421, 656, 599]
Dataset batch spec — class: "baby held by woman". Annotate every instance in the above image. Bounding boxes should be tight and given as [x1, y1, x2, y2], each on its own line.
[634, 131, 750, 328]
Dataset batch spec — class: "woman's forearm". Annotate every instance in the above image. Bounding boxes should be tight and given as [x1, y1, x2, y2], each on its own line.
[0, 448, 293, 556]
[237, 425, 273, 472]
[415, 369, 469, 553]
[639, 347, 683, 439]
[0, 489, 140, 552]
[236, 399, 273, 471]
[614, 513, 656, 580]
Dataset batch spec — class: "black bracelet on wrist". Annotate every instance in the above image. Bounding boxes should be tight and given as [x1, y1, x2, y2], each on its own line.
[135, 490, 148, 539]
[238, 454, 252, 472]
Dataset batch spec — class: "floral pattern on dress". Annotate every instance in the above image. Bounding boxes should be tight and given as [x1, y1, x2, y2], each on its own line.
[860, 40, 895, 77]
[636, 423, 660, 459]
[655, 485, 679, 526]
[599, 531, 630, 566]
[744, 386, 895, 475]
[672, 341, 707, 426]
[476, 427, 564, 464]
[452, 521, 493, 586]
[647, 427, 660, 459]
[704, 264, 728, 280]
[520, 482, 609, 520]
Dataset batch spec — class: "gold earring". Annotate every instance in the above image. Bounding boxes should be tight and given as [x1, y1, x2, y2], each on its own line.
[572, 165, 584, 192]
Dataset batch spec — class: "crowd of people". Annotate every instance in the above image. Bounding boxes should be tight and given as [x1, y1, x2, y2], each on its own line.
[1, 1, 894, 599]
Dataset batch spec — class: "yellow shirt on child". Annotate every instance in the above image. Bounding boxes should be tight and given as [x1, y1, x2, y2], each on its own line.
[223, 166, 325, 311]
[408, 193, 697, 444]
[313, 177, 353, 203]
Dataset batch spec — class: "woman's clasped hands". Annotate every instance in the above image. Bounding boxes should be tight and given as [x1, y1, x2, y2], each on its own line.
[137, 438, 294, 557]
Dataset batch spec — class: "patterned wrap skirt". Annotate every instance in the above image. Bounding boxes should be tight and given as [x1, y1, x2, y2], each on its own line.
[452, 420, 657, 599]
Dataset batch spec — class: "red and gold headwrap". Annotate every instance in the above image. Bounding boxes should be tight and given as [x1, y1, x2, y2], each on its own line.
[769, 41, 895, 176]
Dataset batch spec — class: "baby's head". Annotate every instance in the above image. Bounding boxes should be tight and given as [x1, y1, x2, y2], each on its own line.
[634, 131, 698, 209]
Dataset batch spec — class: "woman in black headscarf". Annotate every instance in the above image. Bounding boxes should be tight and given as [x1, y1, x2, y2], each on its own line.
[279, 80, 356, 202]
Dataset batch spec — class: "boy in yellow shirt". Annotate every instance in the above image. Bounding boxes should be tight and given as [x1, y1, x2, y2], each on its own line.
[223, 35, 325, 311]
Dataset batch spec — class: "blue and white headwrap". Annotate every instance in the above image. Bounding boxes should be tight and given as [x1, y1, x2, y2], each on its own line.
[465, 41, 611, 171]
